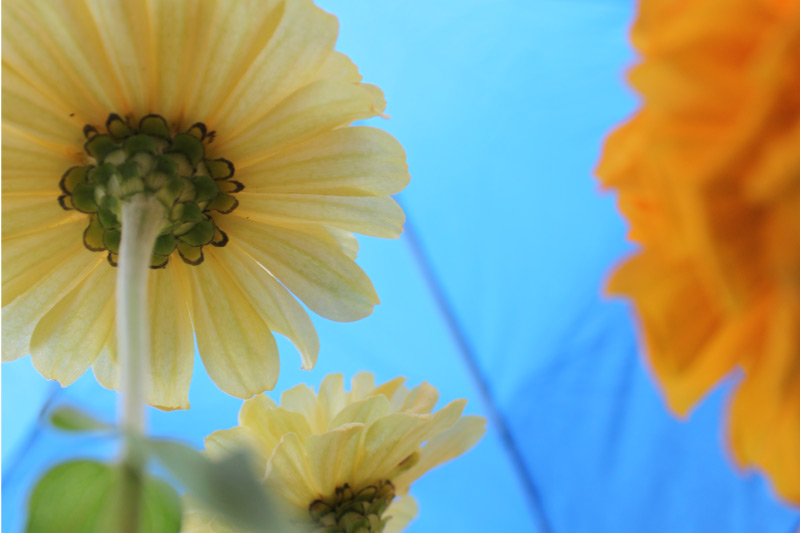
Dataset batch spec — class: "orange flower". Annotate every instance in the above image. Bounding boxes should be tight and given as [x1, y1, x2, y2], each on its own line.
[597, 0, 800, 502]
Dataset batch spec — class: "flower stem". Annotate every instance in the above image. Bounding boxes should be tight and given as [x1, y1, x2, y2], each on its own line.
[116, 194, 166, 533]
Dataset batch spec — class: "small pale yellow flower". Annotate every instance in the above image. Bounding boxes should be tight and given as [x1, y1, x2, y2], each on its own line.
[182, 372, 486, 532]
[2, 0, 409, 409]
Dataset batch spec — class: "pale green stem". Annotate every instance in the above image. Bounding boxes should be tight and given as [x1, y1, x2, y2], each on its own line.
[116, 194, 166, 533]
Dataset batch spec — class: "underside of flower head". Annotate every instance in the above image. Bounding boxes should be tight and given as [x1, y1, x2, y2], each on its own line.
[59, 113, 241, 268]
[2, 0, 410, 410]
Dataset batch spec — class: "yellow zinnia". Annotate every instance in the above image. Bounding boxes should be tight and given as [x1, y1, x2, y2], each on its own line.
[597, 0, 800, 501]
[2, 0, 409, 410]
[181, 372, 486, 532]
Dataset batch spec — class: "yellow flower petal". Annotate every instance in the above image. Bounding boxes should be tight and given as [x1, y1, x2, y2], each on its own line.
[3, 195, 82, 239]
[189, 251, 280, 399]
[238, 126, 409, 197]
[216, 244, 319, 370]
[30, 262, 114, 386]
[3, 128, 76, 194]
[398, 383, 440, 415]
[219, 80, 383, 168]
[2, 219, 86, 306]
[205, 0, 338, 137]
[314, 52, 361, 84]
[350, 371, 376, 401]
[2, 248, 101, 362]
[88, 265, 194, 410]
[223, 216, 378, 322]
[306, 423, 364, 498]
[383, 496, 418, 533]
[318, 374, 346, 428]
[353, 413, 430, 488]
[236, 193, 404, 238]
[265, 433, 318, 509]
[329, 395, 391, 430]
[280, 384, 325, 433]
[205, 426, 268, 470]
[239, 399, 314, 455]
[3, 0, 122, 121]
[394, 416, 486, 493]
[2, 67, 84, 149]
[146, 265, 194, 410]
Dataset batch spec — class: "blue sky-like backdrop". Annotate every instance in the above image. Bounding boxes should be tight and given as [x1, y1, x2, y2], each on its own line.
[4, 1, 800, 531]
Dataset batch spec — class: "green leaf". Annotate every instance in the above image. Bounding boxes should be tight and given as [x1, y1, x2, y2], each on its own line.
[147, 439, 285, 532]
[49, 406, 112, 433]
[26, 460, 181, 533]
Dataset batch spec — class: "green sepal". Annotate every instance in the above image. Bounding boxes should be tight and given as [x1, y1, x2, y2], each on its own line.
[205, 158, 234, 179]
[25, 460, 181, 533]
[176, 242, 203, 265]
[218, 179, 244, 194]
[310, 501, 333, 521]
[117, 160, 141, 181]
[192, 175, 219, 203]
[98, 194, 122, 221]
[186, 122, 207, 141]
[171, 202, 202, 224]
[60, 166, 90, 194]
[156, 177, 185, 209]
[120, 177, 145, 197]
[139, 114, 171, 139]
[177, 219, 215, 246]
[58, 194, 73, 211]
[89, 163, 117, 187]
[211, 226, 229, 247]
[164, 152, 194, 177]
[105, 113, 134, 140]
[49, 406, 112, 432]
[124, 134, 159, 158]
[154, 155, 179, 177]
[84, 134, 120, 163]
[107, 252, 118, 267]
[103, 229, 121, 254]
[167, 133, 204, 167]
[72, 183, 99, 213]
[150, 254, 170, 269]
[130, 152, 156, 177]
[177, 177, 197, 203]
[97, 207, 120, 229]
[355, 486, 377, 503]
[83, 215, 106, 251]
[153, 233, 177, 256]
[206, 193, 238, 214]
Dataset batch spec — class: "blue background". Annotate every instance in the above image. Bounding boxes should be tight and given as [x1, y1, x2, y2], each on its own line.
[4, 1, 800, 531]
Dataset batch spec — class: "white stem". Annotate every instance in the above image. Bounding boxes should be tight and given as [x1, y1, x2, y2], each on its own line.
[116, 194, 166, 533]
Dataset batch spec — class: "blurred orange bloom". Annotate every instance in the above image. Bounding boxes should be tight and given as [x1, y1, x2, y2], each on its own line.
[597, 0, 800, 502]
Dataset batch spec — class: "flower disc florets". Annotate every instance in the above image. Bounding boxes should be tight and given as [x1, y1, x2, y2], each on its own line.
[309, 481, 396, 533]
[58, 113, 242, 268]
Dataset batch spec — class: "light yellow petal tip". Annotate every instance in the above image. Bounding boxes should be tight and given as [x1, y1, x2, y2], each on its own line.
[361, 84, 389, 118]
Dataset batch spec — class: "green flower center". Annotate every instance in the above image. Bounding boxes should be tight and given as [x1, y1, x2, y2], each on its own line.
[308, 481, 396, 533]
[58, 113, 242, 268]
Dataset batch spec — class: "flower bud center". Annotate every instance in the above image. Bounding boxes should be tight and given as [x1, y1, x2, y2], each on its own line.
[58, 113, 242, 268]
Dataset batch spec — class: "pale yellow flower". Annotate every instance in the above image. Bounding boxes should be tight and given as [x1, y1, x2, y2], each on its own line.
[2, 0, 409, 409]
[182, 372, 486, 532]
